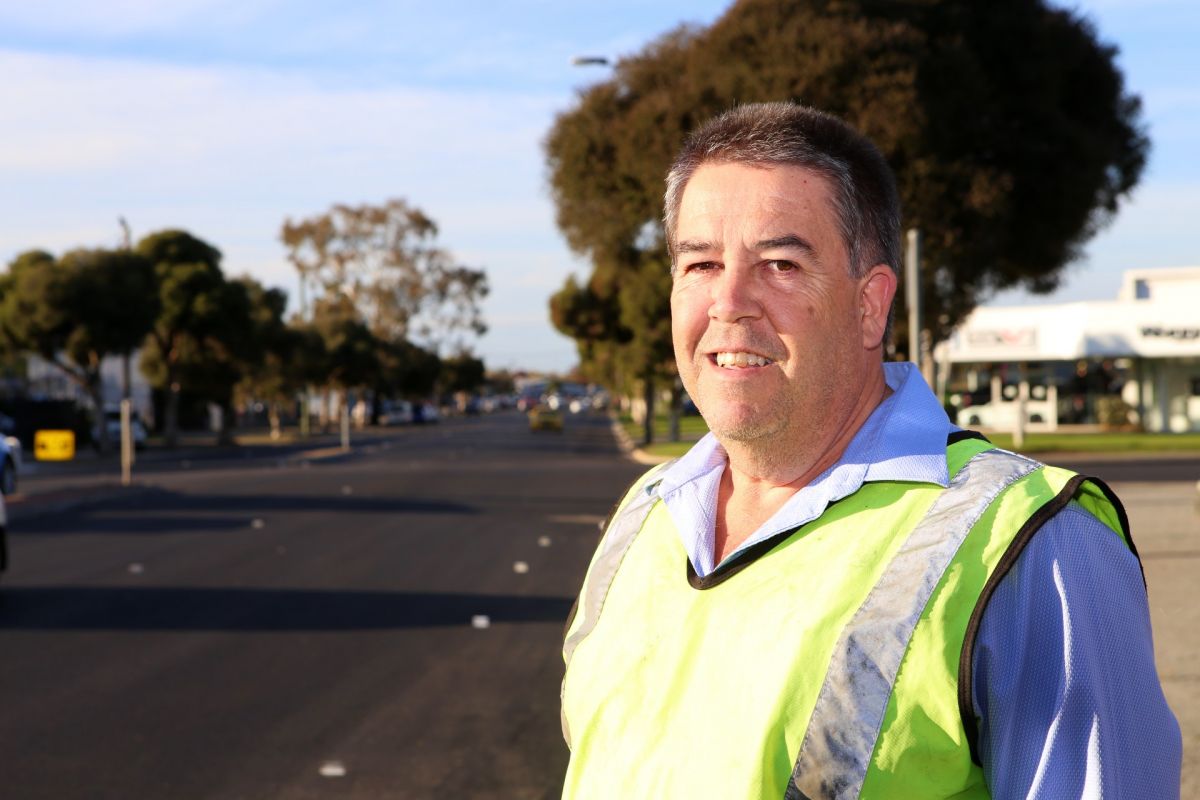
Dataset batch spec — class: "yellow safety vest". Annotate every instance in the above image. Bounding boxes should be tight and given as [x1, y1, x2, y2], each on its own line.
[561, 435, 1136, 799]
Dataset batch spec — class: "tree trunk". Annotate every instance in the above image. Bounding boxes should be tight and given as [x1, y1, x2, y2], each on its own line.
[90, 380, 109, 454]
[319, 390, 331, 431]
[668, 377, 683, 443]
[641, 376, 655, 446]
[268, 401, 282, 440]
[165, 381, 181, 449]
[216, 399, 236, 446]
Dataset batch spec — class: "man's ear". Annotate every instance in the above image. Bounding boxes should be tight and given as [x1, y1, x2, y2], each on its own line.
[859, 265, 898, 350]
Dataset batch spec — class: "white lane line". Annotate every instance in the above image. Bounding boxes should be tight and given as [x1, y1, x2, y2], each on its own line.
[546, 514, 604, 525]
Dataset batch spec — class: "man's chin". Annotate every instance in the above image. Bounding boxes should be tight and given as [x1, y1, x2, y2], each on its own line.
[707, 414, 783, 445]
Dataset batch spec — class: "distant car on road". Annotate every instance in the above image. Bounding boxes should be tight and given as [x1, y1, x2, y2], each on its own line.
[528, 406, 563, 432]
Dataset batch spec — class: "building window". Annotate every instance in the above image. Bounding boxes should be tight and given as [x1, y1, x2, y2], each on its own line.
[1134, 279, 1150, 299]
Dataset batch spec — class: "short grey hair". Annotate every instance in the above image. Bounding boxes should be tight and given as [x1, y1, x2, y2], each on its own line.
[663, 102, 901, 281]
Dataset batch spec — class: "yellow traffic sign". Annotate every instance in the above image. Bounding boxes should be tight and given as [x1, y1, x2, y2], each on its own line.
[34, 429, 76, 461]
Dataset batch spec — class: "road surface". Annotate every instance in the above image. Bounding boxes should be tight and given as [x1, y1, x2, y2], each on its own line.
[1, 411, 642, 800]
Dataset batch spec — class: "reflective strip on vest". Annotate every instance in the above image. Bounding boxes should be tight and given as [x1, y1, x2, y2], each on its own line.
[785, 448, 1040, 800]
[561, 482, 661, 746]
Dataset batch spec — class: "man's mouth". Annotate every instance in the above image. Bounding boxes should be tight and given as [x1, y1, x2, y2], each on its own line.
[711, 351, 775, 369]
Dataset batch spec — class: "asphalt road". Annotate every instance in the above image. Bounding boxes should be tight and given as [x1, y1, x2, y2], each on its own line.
[0, 411, 644, 800]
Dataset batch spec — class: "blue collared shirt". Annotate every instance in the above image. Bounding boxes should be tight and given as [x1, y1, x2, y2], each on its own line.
[655, 362, 1180, 798]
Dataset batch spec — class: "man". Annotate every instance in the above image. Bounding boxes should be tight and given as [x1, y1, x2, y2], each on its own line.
[560, 103, 1180, 799]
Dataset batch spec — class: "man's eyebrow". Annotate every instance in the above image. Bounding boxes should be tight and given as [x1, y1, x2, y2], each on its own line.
[755, 234, 817, 255]
[674, 239, 716, 256]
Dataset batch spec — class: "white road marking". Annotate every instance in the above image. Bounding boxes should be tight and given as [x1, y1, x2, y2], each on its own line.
[546, 514, 604, 525]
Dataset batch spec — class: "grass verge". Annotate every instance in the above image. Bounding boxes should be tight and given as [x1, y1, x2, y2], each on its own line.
[619, 413, 708, 446]
[984, 431, 1200, 453]
[622, 414, 1200, 460]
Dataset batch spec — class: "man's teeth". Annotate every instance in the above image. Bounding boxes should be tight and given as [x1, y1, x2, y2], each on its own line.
[714, 352, 773, 368]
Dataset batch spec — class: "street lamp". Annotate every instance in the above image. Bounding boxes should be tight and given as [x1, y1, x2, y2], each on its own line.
[570, 56, 611, 67]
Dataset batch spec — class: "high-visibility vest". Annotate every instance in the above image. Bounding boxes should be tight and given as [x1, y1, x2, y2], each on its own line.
[560, 435, 1137, 799]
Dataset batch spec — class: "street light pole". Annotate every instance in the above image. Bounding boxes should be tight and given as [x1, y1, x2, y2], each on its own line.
[905, 228, 923, 378]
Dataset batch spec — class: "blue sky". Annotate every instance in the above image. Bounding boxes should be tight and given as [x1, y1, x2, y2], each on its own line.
[1, 1, 1196, 372]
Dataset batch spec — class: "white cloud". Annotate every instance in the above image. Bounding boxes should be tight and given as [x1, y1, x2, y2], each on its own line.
[0, 0, 281, 37]
[0, 49, 556, 179]
[0, 46, 586, 369]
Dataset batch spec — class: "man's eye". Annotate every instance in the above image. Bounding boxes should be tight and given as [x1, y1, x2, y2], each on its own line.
[767, 260, 797, 272]
[683, 261, 719, 272]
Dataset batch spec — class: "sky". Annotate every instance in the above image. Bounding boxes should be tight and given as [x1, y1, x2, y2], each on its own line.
[1, 0, 1196, 373]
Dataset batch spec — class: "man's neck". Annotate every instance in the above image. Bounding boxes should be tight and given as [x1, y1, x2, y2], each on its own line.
[712, 369, 891, 563]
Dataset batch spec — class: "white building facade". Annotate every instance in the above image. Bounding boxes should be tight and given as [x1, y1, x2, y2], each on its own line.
[940, 267, 1200, 433]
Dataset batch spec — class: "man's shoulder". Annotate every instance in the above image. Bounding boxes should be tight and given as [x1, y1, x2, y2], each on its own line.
[600, 459, 679, 531]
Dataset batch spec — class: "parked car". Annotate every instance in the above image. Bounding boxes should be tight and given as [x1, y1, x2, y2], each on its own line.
[378, 400, 414, 426]
[955, 385, 1054, 429]
[0, 433, 19, 496]
[414, 402, 439, 424]
[96, 407, 148, 450]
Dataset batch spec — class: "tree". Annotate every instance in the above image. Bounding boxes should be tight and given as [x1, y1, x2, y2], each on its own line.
[234, 279, 299, 439]
[440, 352, 486, 395]
[376, 336, 440, 402]
[0, 248, 158, 451]
[281, 198, 489, 353]
[545, 0, 1148, 425]
[136, 230, 238, 447]
[307, 293, 381, 427]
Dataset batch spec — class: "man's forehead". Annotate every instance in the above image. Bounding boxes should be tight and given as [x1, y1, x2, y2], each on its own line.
[676, 163, 836, 239]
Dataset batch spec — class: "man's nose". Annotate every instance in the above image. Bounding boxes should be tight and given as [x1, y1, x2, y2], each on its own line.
[708, 264, 761, 323]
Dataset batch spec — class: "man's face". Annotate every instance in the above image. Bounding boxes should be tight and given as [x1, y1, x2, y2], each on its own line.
[670, 162, 883, 449]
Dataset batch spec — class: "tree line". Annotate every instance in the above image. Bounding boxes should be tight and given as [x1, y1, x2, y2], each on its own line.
[0, 198, 489, 449]
[545, 0, 1148, 443]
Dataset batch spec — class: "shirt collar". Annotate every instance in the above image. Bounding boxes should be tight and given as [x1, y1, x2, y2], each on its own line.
[651, 362, 955, 576]
[654, 361, 954, 499]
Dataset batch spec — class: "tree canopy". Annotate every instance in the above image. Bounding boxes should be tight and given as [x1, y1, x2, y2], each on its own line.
[545, 0, 1148, 381]
[0, 246, 158, 449]
[137, 229, 252, 445]
[281, 198, 489, 354]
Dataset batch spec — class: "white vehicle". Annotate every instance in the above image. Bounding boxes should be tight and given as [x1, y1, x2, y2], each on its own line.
[955, 384, 1056, 430]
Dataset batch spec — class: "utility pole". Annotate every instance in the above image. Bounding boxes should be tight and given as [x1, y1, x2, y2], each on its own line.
[905, 229, 923, 379]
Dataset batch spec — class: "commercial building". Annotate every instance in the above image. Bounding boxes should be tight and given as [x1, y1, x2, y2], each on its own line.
[939, 267, 1200, 433]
